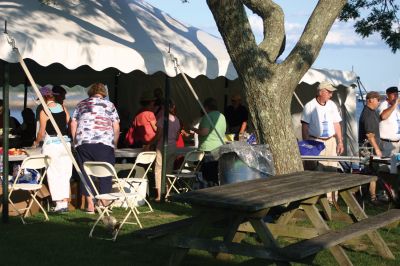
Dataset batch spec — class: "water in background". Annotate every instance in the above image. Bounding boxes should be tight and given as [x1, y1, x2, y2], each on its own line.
[6, 85, 87, 123]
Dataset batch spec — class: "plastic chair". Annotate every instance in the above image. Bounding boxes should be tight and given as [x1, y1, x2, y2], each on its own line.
[122, 151, 156, 213]
[83, 161, 142, 241]
[166, 150, 205, 198]
[8, 155, 51, 224]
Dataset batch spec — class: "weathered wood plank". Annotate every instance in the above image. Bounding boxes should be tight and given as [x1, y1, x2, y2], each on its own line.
[340, 190, 396, 260]
[319, 197, 332, 221]
[215, 215, 246, 260]
[175, 236, 288, 261]
[168, 213, 220, 266]
[239, 222, 319, 239]
[249, 218, 280, 248]
[301, 204, 353, 265]
[131, 217, 196, 239]
[282, 209, 400, 260]
[171, 171, 376, 212]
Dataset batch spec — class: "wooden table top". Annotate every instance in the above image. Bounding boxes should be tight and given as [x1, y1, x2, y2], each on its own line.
[171, 171, 376, 212]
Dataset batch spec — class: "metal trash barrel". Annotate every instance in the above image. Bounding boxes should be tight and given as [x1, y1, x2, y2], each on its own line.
[219, 152, 268, 185]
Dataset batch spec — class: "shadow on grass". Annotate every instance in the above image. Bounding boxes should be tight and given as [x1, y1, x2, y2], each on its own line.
[1, 200, 399, 266]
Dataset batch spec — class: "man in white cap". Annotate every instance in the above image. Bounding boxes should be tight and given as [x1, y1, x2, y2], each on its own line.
[378, 86, 400, 157]
[301, 81, 344, 171]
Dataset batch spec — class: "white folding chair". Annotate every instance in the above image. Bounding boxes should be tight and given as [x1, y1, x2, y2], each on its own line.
[8, 155, 51, 224]
[83, 161, 142, 241]
[123, 151, 156, 213]
[166, 150, 205, 198]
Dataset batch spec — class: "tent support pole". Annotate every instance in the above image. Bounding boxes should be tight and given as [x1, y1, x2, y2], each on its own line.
[4, 32, 94, 200]
[169, 54, 225, 145]
[293, 91, 304, 109]
[161, 75, 170, 199]
[2, 61, 10, 223]
[23, 77, 28, 109]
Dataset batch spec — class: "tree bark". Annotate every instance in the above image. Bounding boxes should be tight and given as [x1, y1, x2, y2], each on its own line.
[207, 0, 346, 174]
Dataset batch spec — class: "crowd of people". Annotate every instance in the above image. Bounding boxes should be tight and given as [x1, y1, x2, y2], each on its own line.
[10, 80, 397, 211]
[0, 82, 250, 211]
[301, 82, 399, 205]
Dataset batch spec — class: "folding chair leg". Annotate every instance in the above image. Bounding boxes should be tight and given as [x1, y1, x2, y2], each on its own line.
[143, 198, 153, 213]
[31, 193, 49, 221]
[89, 205, 108, 238]
[24, 195, 35, 218]
[166, 177, 180, 198]
[131, 182, 153, 213]
[131, 197, 153, 214]
[112, 209, 131, 241]
[111, 203, 142, 242]
[24, 192, 49, 222]
[181, 179, 194, 192]
[8, 198, 27, 224]
[166, 178, 173, 198]
[128, 203, 142, 229]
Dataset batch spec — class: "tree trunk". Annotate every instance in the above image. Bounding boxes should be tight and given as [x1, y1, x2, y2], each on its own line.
[207, 0, 347, 175]
[240, 66, 304, 174]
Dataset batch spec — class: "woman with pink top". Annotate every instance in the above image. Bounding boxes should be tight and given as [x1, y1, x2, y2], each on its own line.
[150, 100, 180, 201]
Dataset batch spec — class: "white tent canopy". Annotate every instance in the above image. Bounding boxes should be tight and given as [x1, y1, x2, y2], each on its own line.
[0, 0, 359, 156]
[0, 0, 237, 79]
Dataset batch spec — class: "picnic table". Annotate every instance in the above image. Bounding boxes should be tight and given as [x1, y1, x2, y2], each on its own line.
[168, 171, 400, 265]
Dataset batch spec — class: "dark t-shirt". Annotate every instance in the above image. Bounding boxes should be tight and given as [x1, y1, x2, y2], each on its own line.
[358, 106, 380, 146]
[224, 105, 248, 134]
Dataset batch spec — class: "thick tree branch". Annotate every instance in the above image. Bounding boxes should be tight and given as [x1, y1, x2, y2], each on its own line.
[284, 0, 346, 87]
[242, 0, 285, 62]
[206, 0, 259, 71]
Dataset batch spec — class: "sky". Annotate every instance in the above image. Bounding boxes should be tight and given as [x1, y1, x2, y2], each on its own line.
[146, 0, 400, 92]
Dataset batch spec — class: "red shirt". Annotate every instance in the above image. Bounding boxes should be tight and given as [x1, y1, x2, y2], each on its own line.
[133, 110, 156, 144]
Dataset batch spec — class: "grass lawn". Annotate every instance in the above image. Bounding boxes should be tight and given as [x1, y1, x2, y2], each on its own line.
[0, 200, 399, 266]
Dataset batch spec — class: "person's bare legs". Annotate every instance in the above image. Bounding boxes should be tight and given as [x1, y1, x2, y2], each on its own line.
[369, 180, 377, 200]
[86, 196, 94, 212]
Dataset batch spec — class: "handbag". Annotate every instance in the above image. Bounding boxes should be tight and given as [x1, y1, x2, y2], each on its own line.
[124, 125, 135, 146]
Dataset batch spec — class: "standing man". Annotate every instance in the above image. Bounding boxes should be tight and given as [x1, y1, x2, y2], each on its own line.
[301, 81, 344, 171]
[359, 91, 381, 204]
[378, 86, 400, 157]
[70, 82, 120, 214]
[224, 93, 248, 139]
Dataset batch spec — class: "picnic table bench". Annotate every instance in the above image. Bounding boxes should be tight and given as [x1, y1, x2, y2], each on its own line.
[168, 171, 400, 265]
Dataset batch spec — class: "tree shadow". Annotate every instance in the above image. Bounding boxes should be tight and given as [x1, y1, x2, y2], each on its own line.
[0, 0, 234, 78]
